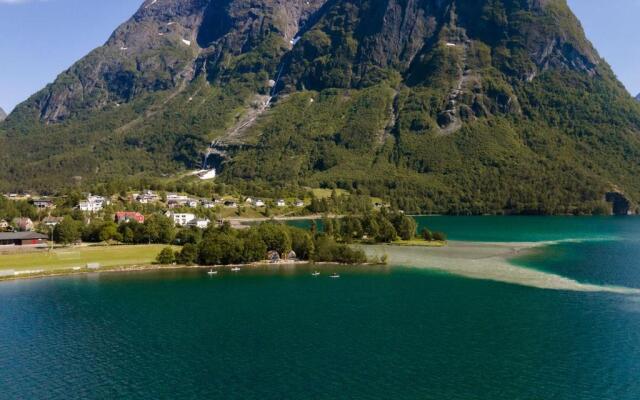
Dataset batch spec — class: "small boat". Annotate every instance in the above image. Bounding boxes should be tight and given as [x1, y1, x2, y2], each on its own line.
[330, 273, 340, 279]
[207, 269, 218, 275]
[231, 267, 241, 272]
[312, 271, 320, 277]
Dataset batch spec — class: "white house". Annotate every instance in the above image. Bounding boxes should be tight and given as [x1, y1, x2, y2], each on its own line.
[276, 199, 287, 207]
[135, 190, 159, 204]
[294, 200, 305, 208]
[33, 199, 55, 209]
[165, 211, 196, 226]
[254, 199, 265, 207]
[188, 218, 211, 229]
[201, 200, 216, 209]
[167, 193, 194, 208]
[79, 195, 108, 212]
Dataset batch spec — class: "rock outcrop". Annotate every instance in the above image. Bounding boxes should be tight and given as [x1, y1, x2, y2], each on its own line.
[0, 107, 6, 122]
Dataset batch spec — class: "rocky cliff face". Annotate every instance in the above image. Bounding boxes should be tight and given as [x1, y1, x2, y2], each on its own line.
[12, 0, 327, 123]
[10, 0, 600, 125]
[2, 0, 640, 215]
[0, 107, 6, 122]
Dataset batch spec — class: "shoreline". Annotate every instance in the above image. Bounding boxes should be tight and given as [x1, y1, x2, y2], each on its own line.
[0, 260, 315, 283]
[0, 258, 387, 283]
[3, 240, 640, 295]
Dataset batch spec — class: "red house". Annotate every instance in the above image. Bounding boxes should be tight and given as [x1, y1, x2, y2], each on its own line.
[115, 212, 145, 224]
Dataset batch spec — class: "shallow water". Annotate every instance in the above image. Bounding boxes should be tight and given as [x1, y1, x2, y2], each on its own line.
[1, 217, 640, 399]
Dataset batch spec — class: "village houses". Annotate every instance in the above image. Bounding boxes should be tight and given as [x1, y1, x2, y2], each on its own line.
[189, 218, 211, 229]
[115, 212, 145, 224]
[134, 190, 159, 204]
[201, 200, 216, 209]
[166, 193, 198, 208]
[78, 195, 109, 212]
[32, 199, 56, 210]
[165, 211, 196, 227]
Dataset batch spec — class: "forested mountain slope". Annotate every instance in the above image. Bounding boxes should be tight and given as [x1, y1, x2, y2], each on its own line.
[2, 0, 640, 214]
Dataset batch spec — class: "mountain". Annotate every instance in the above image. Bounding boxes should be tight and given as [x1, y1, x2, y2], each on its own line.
[636, 93, 640, 102]
[0, 107, 6, 122]
[2, 0, 640, 215]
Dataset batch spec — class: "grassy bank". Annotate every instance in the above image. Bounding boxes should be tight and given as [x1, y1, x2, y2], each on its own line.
[0, 245, 174, 273]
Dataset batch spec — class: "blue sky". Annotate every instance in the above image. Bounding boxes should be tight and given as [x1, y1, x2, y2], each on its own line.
[0, 0, 639, 113]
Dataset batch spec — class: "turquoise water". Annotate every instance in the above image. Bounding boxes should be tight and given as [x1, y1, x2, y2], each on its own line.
[416, 215, 634, 242]
[1, 217, 640, 399]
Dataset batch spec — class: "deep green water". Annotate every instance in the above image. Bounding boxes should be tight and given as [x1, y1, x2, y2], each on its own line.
[1, 217, 640, 399]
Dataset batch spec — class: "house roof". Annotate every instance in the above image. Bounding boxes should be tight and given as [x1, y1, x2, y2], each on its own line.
[116, 211, 143, 217]
[0, 232, 48, 241]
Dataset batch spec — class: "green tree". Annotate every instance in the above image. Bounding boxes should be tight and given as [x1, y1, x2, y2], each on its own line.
[257, 223, 291, 254]
[289, 227, 314, 260]
[176, 243, 198, 265]
[240, 230, 268, 262]
[54, 219, 82, 245]
[99, 221, 120, 242]
[198, 234, 243, 265]
[375, 218, 397, 243]
[395, 215, 417, 240]
[144, 215, 176, 244]
[156, 247, 176, 264]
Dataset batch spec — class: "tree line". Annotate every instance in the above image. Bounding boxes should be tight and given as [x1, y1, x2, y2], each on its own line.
[156, 222, 369, 266]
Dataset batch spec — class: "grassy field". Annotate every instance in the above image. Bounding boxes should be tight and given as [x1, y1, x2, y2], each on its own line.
[310, 188, 349, 199]
[0, 245, 173, 272]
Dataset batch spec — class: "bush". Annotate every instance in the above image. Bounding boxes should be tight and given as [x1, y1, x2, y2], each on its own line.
[432, 231, 447, 241]
[421, 228, 433, 241]
[156, 247, 176, 264]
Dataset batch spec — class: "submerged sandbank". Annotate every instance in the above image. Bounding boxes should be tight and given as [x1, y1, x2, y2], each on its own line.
[365, 241, 640, 294]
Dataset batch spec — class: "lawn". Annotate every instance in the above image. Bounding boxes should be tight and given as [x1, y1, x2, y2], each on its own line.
[0, 245, 173, 272]
[310, 188, 349, 199]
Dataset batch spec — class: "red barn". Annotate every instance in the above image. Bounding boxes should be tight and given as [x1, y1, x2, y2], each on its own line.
[115, 212, 145, 224]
